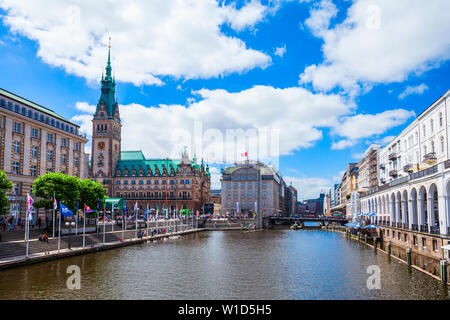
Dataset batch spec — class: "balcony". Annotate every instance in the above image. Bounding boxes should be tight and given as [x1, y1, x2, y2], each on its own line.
[388, 152, 398, 161]
[403, 164, 413, 173]
[411, 224, 418, 231]
[389, 170, 398, 178]
[423, 152, 437, 165]
[420, 225, 429, 233]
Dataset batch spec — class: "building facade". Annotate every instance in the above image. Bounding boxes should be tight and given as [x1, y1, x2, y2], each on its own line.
[90, 49, 211, 213]
[220, 161, 286, 217]
[0, 88, 88, 221]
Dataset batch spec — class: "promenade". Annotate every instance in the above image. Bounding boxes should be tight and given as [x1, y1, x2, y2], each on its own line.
[0, 221, 201, 270]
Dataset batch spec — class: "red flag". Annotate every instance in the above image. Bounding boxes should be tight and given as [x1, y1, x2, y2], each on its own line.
[84, 204, 93, 213]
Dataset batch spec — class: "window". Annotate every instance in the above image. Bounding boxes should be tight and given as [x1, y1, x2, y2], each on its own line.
[14, 104, 19, 112]
[431, 140, 435, 153]
[162, 180, 166, 185]
[32, 128, 39, 139]
[413, 236, 417, 246]
[56, 121, 60, 128]
[13, 122, 21, 134]
[61, 154, 66, 164]
[12, 162, 20, 174]
[74, 157, 79, 167]
[21, 107, 26, 116]
[47, 133, 54, 143]
[7, 101, 12, 110]
[147, 180, 151, 185]
[117, 181, 121, 185]
[439, 113, 443, 127]
[131, 180, 136, 185]
[430, 119, 434, 133]
[13, 141, 20, 153]
[47, 150, 53, 161]
[155, 180, 159, 185]
[262, 182, 267, 189]
[424, 145, 427, 155]
[61, 138, 67, 147]
[186, 180, 190, 184]
[31, 146, 38, 157]
[51, 119, 55, 126]
[441, 136, 445, 153]
[0, 99, 4, 107]
[433, 239, 438, 251]
[30, 165, 37, 177]
[139, 180, 143, 185]
[423, 125, 426, 137]
[422, 238, 427, 248]
[124, 180, 129, 185]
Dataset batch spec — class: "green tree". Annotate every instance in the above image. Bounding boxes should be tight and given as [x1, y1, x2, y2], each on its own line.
[0, 170, 13, 217]
[33, 172, 105, 213]
[79, 179, 106, 215]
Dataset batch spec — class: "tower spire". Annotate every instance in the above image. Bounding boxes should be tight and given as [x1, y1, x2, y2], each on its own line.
[105, 37, 112, 80]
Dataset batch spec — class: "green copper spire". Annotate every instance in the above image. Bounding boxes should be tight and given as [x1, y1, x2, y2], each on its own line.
[96, 38, 118, 117]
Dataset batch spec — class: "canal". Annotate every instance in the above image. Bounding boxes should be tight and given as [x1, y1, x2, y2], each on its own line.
[0, 230, 449, 300]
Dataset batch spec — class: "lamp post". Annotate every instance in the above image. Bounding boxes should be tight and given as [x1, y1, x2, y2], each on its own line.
[65, 221, 75, 250]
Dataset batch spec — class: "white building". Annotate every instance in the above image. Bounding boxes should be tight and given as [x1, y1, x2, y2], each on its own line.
[362, 90, 450, 236]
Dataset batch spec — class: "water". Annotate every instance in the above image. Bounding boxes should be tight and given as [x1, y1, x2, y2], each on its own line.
[0, 230, 448, 300]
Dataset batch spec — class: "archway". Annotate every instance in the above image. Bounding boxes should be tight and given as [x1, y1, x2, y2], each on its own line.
[402, 190, 409, 228]
[418, 186, 428, 232]
[410, 188, 418, 230]
[390, 193, 396, 226]
[428, 184, 439, 233]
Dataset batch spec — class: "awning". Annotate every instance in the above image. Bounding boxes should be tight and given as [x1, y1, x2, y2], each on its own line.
[105, 198, 125, 211]
[345, 222, 361, 228]
[363, 224, 381, 229]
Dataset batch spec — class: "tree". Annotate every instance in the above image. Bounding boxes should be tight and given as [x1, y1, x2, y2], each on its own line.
[79, 179, 106, 214]
[33, 172, 106, 213]
[0, 170, 13, 217]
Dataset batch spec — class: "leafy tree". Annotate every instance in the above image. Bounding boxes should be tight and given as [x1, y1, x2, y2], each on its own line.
[33, 172, 105, 213]
[0, 170, 13, 217]
[79, 178, 106, 213]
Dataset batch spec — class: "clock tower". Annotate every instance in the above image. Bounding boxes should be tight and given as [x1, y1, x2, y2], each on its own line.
[91, 42, 122, 190]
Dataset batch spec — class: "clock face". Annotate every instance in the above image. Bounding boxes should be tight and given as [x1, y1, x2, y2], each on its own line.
[98, 142, 105, 150]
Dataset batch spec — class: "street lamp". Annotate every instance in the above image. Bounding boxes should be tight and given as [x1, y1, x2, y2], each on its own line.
[65, 221, 76, 249]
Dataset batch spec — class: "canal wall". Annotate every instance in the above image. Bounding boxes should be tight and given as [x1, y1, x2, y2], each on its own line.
[0, 228, 206, 271]
[325, 225, 450, 285]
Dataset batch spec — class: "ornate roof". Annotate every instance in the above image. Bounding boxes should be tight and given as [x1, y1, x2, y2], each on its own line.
[115, 151, 181, 177]
[96, 44, 119, 117]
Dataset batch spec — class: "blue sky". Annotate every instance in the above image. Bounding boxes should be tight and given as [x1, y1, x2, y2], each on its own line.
[0, 0, 449, 199]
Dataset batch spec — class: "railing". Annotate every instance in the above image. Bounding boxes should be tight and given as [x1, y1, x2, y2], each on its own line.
[430, 226, 440, 234]
[420, 225, 429, 233]
[410, 165, 438, 181]
[411, 224, 418, 231]
[389, 170, 398, 177]
[423, 152, 437, 162]
[403, 164, 413, 173]
[388, 152, 398, 161]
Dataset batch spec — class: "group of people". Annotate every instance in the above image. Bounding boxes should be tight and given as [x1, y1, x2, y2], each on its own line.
[0, 216, 46, 232]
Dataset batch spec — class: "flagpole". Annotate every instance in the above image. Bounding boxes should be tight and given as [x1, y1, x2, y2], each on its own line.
[83, 205, 86, 249]
[58, 203, 61, 252]
[25, 206, 29, 258]
[135, 206, 138, 239]
[112, 203, 115, 232]
[75, 200, 78, 236]
[52, 193, 56, 238]
[146, 203, 149, 240]
[103, 210, 106, 244]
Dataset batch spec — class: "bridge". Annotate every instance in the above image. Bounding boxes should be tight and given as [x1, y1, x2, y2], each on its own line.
[264, 216, 349, 227]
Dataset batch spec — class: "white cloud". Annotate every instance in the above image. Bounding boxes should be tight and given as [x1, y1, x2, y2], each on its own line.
[300, 0, 450, 92]
[71, 85, 353, 163]
[352, 152, 365, 160]
[331, 139, 357, 150]
[332, 109, 415, 141]
[75, 102, 96, 114]
[209, 166, 222, 189]
[372, 135, 395, 146]
[285, 176, 331, 201]
[398, 83, 429, 100]
[274, 44, 286, 57]
[0, 0, 273, 86]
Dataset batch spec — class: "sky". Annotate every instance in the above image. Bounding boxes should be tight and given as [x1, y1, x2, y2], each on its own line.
[0, 0, 449, 200]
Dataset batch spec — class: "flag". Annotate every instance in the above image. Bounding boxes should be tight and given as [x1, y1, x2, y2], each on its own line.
[254, 201, 257, 215]
[144, 204, 149, 220]
[26, 194, 34, 221]
[76, 198, 79, 212]
[124, 202, 127, 213]
[53, 197, 57, 210]
[134, 202, 138, 220]
[236, 202, 239, 214]
[196, 210, 199, 217]
[155, 204, 159, 220]
[241, 152, 248, 157]
[85, 204, 93, 213]
[97, 200, 100, 213]
[60, 203, 74, 217]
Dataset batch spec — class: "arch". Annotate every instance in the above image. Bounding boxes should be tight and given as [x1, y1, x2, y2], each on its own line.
[402, 189, 409, 227]
[390, 193, 396, 226]
[418, 185, 428, 232]
[428, 183, 439, 232]
[396, 191, 402, 227]
[410, 188, 418, 230]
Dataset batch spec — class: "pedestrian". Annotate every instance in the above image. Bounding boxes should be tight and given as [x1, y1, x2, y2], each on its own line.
[37, 216, 42, 229]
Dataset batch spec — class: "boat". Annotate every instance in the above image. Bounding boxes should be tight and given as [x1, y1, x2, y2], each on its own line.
[290, 223, 302, 230]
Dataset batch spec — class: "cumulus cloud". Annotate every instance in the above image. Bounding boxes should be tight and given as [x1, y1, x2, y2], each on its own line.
[274, 44, 286, 57]
[331, 139, 357, 150]
[398, 83, 429, 100]
[332, 109, 415, 141]
[71, 85, 353, 162]
[0, 0, 273, 86]
[300, 0, 450, 92]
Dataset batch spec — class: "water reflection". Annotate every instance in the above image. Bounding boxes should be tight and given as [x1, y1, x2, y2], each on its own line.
[0, 230, 448, 300]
